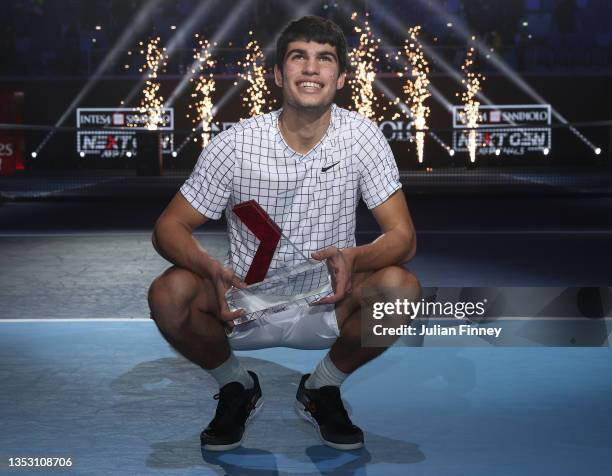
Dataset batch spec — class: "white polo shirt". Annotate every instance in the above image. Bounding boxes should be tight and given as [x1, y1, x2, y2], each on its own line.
[180, 103, 401, 281]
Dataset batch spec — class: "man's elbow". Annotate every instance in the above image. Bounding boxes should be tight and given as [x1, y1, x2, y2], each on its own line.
[151, 222, 161, 255]
[400, 231, 417, 263]
[152, 217, 169, 256]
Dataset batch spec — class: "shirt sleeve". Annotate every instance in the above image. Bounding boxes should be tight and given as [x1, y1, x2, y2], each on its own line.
[180, 129, 235, 220]
[356, 119, 402, 209]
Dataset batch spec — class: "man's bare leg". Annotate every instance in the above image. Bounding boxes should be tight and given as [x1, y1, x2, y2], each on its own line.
[331, 265, 421, 374]
[149, 266, 261, 451]
[148, 266, 230, 369]
[295, 267, 419, 450]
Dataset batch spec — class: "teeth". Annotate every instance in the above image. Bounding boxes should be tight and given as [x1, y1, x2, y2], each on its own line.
[299, 81, 322, 89]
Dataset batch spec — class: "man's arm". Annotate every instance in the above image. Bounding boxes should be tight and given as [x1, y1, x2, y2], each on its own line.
[312, 190, 415, 304]
[152, 192, 223, 280]
[153, 192, 246, 322]
[344, 189, 416, 272]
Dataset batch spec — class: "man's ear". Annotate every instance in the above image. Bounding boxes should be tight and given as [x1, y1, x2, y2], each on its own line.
[336, 71, 346, 90]
[274, 64, 283, 88]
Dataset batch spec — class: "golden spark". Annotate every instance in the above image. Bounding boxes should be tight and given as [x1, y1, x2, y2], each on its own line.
[348, 13, 381, 120]
[238, 32, 274, 117]
[189, 37, 216, 146]
[458, 47, 484, 163]
[138, 37, 168, 130]
[401, 26, 431, 164]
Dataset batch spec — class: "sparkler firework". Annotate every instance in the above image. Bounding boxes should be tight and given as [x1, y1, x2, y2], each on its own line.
[188, 36, 216, 146]
[349, 12, 382, 121]
[238, 32, 274, 117]
[458, 46, 484, 163]
[401, 26, 431, 164]
[138, 37, 168, 130]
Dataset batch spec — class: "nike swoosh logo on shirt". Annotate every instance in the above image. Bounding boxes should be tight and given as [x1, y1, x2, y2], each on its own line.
[321, 162, 339, 172]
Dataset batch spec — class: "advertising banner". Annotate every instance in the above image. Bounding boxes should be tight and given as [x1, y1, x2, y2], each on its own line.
[452, 104, 552, 156]
[76, 108, 174, 158]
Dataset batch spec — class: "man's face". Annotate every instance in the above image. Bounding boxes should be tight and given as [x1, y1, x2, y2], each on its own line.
[274, 40, 346, 111]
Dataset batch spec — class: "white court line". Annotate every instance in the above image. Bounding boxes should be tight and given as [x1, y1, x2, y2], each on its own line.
[0, 318, 153, 322]
[0, 231, 228, 238]
[1, 317, 610, 322]
[1, 230, 612, 238]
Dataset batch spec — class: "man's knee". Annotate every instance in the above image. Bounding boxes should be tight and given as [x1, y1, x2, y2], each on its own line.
[376, 265, 419, 288]
[148, 267, 202, 331]
[357, 266, 420, 304]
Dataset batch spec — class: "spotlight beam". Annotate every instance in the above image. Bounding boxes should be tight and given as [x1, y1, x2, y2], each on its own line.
[34, 0, 164, 154]
[121, 0, 224, 107]
[367, 1, 499, 110]
[415, 0, 598, 151]
[165, 0, 251, 108]
[175, 0, 324, 153]
[336, 1, 452, 152]
[335, 2, 453, 114]
[374, 79, 453, 153]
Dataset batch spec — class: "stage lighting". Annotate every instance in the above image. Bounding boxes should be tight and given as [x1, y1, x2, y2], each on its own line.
[79, 151, 85, 158]
[595, 148, 602, 155]
[415, 0, 599, 152]
[95, 25, 102, 30]
[543, 148, 550, 155]
[449, 149, 455, 156]
[31, 152, 37, 158]
[495, 149, 501, 156]
[447, 22, 453, 28]
[126, 151, 133, 158]
[170, 25, 176, 30]
[171, 151, 178, 158]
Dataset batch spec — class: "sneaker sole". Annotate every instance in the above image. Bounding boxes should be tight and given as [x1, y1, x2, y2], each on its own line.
[295, 400, 364, 451]
[202, 397, 264, 451]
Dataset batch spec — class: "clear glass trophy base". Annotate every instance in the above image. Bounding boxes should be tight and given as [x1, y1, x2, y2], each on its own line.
[226, 259, 332, 326]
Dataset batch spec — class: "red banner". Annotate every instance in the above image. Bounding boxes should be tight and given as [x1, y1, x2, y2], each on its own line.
[0, 91, 25, 176]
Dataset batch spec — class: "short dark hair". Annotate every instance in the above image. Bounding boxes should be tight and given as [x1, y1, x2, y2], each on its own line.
[275, 16, 349, 74]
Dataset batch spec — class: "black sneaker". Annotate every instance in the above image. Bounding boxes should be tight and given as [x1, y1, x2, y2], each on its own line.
[200, 370, 263, 451]
[295, 374, 364, 450]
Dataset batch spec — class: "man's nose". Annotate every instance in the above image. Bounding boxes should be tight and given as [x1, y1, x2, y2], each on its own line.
[302, 57, 319, 74]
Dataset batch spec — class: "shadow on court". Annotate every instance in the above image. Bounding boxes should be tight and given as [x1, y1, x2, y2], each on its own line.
[113, 356, 425, 474]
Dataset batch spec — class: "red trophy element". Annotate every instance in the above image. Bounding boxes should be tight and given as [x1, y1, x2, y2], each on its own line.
[232, 200, 282, 284]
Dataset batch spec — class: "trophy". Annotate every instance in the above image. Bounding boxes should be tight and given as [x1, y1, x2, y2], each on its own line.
[225, 200, 333, 325]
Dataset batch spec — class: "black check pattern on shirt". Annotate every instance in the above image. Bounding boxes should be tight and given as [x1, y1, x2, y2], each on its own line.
[180, 104, 402, 281]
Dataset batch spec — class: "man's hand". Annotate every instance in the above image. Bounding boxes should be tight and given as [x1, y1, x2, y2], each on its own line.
[311, 246, 355, 305]
[209, 263, 248, 328]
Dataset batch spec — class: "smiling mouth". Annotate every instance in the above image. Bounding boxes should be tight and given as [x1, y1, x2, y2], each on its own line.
[297, 81, 323, 90]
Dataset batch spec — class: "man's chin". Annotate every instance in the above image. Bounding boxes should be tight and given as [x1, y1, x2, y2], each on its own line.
[291, 97, 334, 112]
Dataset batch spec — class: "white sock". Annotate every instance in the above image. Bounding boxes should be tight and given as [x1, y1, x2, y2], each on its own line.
[208, 353, 254, 389]
[305, 353, 348, 389]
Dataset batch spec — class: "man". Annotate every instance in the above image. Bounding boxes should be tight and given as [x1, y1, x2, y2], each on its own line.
[148, 16, 419, 451]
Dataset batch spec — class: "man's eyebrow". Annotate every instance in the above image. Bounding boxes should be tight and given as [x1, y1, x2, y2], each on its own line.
[286, 48, 307, 56]
[286, 48, 338, 60]
[317, 51, 337, 60]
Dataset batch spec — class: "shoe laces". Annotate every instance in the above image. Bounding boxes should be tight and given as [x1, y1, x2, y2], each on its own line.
[210, 384, 247, 426]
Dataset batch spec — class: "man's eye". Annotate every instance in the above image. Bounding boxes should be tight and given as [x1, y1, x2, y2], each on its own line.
[320, 56, 332, 62]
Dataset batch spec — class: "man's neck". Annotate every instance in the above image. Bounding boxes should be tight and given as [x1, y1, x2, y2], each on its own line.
[279, 104, 333, 155]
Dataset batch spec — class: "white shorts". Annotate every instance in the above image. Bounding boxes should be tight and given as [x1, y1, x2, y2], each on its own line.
[226, 303, 340, 350]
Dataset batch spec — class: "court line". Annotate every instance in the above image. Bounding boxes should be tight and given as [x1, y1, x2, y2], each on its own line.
[1, 230, 612, 238]
[0, 318, 153, 322]
[0, 231, 229, 237]
[0, 317, 610, 322]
